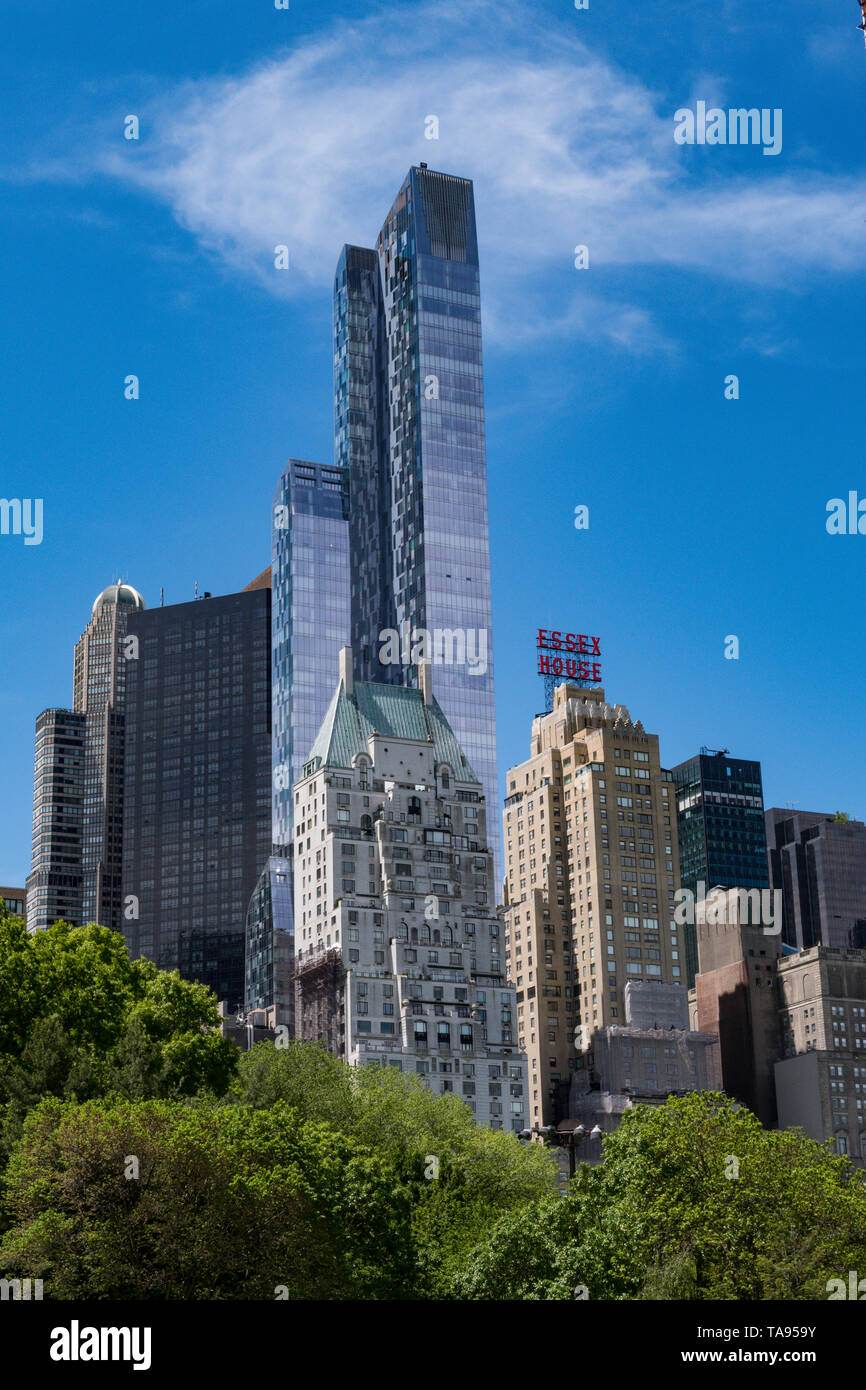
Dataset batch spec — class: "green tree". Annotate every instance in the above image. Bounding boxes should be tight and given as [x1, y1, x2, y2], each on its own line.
[449, 1093, 866, 1300]
[230, 1041, 555, 1208]
[448, 1193, 573, 1300]
[0, 1097, 417, 1299]
[0, 920, 239, 1170]
[229, 1041, 558, 1294]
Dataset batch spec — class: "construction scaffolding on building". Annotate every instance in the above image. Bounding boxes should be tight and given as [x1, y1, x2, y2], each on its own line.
[293, 948, 346, 1056]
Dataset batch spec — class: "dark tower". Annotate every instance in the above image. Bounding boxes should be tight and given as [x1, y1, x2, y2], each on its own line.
[122, 587, 272, 1009]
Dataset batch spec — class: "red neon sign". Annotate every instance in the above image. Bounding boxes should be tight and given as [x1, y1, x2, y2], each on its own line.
[536, 629, 602, 683]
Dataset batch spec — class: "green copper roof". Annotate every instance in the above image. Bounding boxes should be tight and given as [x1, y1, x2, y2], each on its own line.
[305, 680, 479, 783]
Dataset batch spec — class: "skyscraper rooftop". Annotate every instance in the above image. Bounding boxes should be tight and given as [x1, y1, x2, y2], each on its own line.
[304, 672, 479, 784]
[91, 581, 145, 616]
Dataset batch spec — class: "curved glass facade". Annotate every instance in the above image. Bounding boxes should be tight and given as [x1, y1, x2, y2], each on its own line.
[271, 459, 351, 854]
[333, 166, 501, 889]
[266, 459, 351, 1026]
[244, 854, 293, 1027]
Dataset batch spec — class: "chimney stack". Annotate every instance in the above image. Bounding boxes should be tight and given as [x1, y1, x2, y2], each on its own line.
[339, 645, 354, 696]
[419, 659, 432, 706]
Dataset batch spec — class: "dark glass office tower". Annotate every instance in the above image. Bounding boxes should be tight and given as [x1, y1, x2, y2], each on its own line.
[766, 808, 866, 951]
[272, 459, 351, 853]
[122, 588, 272, 1010]
[671, 748, 768, 985]
[333, 166, 500, 885]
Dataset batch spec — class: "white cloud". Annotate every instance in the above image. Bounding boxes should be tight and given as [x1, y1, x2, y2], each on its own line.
[43, 0, 866, 348]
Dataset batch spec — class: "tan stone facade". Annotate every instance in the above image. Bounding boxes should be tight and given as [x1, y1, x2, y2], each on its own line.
[689, 894, 866, 1162]
[775, 947, 866, 1161]
[0, 887, 26, 922]
[502, 683, 683, 1125]
[689, 893, 782, 1126]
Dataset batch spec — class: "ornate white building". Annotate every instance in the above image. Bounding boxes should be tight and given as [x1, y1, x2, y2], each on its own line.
[293, 648, 527, 1132]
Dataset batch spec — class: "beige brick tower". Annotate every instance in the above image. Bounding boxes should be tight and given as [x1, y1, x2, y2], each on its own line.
[502, 682, 683, 1124]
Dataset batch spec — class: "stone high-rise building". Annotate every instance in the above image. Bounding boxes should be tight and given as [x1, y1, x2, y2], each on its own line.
[26, 710, 86, 931]
[690, 888, 866, 1164]
[568, 980, 720, 1152]
[775, 946, 866, 1162]
[292, 648, 526, 1131]
[689, 887, 783, 1126]
[765, 807, 866, 951]
[502, 681, 682, 1125]
[26, 582, 144, 933]
[1, 886, 27, 922]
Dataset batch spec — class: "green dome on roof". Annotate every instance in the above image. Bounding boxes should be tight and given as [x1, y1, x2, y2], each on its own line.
[92, 581, 145, 617]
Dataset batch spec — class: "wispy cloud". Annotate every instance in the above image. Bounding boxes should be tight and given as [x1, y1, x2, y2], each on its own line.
[24, 0, 866, 350]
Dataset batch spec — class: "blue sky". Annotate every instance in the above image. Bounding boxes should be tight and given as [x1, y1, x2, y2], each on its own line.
[1, 0, 865, 885]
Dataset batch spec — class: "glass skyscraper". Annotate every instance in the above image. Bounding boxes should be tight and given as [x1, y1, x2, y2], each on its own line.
[333, 165, 500, 885]
[244, 853, 293, 1026]
[671, 748, 769, 985]
[253, 170, 499, 1024]
[271, 458, 351, 852]
[247, 460, 351, 1020]
[122, 588, 272, 1010]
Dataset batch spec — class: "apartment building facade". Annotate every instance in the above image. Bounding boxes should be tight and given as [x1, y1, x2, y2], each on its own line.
[292, 649, 526, 1131]
[502, 681, 683, 1125]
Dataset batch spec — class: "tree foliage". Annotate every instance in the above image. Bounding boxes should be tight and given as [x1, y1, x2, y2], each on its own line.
[0, 918, 238, 1170]
[228, 1041, 558, 1294]
[2, 907, 863, 1301]
[448, 1092, 866, 1300]
[0, 1098, 415, 1299]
